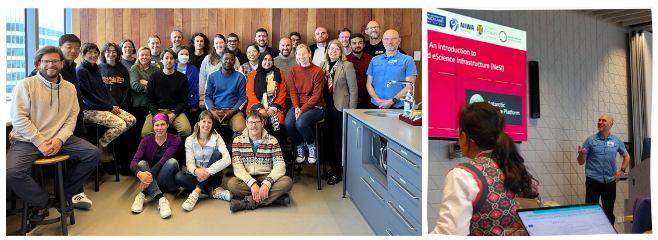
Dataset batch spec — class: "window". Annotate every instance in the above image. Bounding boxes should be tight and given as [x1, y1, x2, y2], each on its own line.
[5, 8, 26, 98]
[4, 8, 65, 99]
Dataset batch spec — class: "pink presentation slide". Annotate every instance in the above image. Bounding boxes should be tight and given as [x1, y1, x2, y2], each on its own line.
[428, 9, 527, 141]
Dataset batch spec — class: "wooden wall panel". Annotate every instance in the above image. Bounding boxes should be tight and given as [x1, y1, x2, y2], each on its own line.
[72, 8, 422, 106]
[165, 9, 174, 48]
[298, 9, 307, 45]
[72, 9, 81, 42]
[130, 9, 140, 48]
[87, 9, 97, 44]
[105, 9, 114, 45]
[138, 9, 148, 48]
[272, 9, 281, 48]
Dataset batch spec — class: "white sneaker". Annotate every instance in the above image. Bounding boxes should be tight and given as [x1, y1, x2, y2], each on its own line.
[212, 187, 232, 201]
[131, 193, 146, 213]
[158, 197, 172, 218]
[295, 144, 307, 163]
[72, 192, 92, 209]
[308, 144, 318, 164]
[182, 191, 199, 211]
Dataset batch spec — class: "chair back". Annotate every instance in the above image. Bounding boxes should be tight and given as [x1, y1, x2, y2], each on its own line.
[632, 198, 652, 233]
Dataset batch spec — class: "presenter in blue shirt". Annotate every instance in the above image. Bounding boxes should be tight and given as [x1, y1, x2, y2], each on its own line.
[577, 114, 629, 224]
[365, 29, 417, 109]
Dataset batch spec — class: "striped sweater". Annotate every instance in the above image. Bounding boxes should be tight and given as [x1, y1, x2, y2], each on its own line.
[231, 127, 285, 189]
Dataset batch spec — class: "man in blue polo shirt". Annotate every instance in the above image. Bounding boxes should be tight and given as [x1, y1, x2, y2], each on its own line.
[365, 29, 417, 109]
[577, 114, 629, 224]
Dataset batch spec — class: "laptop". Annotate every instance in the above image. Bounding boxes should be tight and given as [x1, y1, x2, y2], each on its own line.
[516, 204, 618, 235]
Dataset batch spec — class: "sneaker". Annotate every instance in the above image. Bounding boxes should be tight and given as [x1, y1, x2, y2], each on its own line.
[100, 147, 114, 163]
[53, 201, 73, 213]
[158, 197, 172, 218]
[131, 193, 146, 213]
[229, 196, 255, 212]
[272, 193, 290, 206]
[308, 144, 318, 164]
[72, 192, 92, 209]
[29, 206, 50, 221]
[182, 191, 199, 211]
[295, 144, 307, 163]
[212, 187, 232, 201]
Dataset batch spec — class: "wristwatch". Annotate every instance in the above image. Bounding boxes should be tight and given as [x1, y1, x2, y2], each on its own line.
[391, 97, 399, 104]
[620, 168, 626, 173]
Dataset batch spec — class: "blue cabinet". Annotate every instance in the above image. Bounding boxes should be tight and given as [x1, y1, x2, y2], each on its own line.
[343, 111, 422, 236]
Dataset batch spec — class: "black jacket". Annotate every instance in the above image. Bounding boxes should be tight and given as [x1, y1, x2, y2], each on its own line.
[99, 62, 132, 111]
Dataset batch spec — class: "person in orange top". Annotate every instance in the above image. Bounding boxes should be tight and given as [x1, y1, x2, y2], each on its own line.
[285, 44, 326, 164]
[246, 51, 288, 152]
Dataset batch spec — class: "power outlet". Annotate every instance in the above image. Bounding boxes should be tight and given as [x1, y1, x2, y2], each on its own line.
[616, 216, 623, 223]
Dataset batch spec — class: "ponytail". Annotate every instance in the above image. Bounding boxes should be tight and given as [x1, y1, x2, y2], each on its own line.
[493, 131, 537, 198]
[459, 102, 538, 198]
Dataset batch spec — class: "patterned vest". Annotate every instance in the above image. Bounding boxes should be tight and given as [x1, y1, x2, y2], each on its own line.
[453, 152, 539, 236]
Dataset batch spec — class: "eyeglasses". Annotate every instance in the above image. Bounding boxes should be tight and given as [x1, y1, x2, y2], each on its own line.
[227, 40, 238, 43]
[366, 26, 381, 30]
[40, 59, 61, 65]
[247, 121, 262, 125]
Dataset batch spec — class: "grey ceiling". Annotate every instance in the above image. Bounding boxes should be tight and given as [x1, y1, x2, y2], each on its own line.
[579, 9, 652, 32]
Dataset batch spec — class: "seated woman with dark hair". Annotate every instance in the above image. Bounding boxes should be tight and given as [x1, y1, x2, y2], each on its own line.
[130, 113, 180, 219]
[77, 42, 136, 161]
[175, 110, 232, 212]
[246, 51, 288, 150]
[432, 102, 541, 236]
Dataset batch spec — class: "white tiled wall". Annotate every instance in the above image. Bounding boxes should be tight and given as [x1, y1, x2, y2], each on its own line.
[427, 9, 630, 233]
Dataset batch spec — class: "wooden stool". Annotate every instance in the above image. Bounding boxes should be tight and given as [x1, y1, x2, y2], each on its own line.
[293, 119, 327, 190]
[21, 155, 75, 236]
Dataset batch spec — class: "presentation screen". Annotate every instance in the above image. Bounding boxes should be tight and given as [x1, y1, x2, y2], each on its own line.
[428, 9, 528, 141]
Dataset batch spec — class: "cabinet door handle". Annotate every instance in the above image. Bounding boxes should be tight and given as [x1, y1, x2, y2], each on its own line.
[387, 201, 416, 231]
[386, 229, 394, 236]
[360, 176, 384, 201]
[390, 148, 419, 168]
[388, 175, 419, 199]
[356, 127, 362, 150]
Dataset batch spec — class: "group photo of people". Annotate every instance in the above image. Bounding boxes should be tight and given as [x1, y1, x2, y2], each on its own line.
[5, 8, 422, 236]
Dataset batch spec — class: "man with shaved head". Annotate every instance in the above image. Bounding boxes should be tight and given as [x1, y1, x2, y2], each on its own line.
[310, 27, 329, 65]
[365, 29, 416, 109]
[363, 21, 406, 56]
[577, 114, 630, 225]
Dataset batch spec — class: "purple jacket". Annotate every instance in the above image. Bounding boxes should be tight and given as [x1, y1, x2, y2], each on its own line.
[130, 133, 181, 176]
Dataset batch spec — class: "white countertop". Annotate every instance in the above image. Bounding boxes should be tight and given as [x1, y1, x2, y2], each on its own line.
[345, 109, 422, 156]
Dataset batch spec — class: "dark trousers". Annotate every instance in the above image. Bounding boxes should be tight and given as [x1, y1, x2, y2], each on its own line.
[6, 137, 101, 209]
[322, 106, 344, 172]
[585, 177, 616, 224]
[174, 151, 223, 195]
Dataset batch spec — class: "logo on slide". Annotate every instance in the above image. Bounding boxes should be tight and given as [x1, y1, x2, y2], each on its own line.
[499, 31, 507, 43]
[428, 12, 447, 27]
[449, 18, 459, 31]
[469, 94, 485, 105]
[477, 25, 483, 35]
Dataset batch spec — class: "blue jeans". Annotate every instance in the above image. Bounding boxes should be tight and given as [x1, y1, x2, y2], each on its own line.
[174, 151, 223, 194]
[284, 107, 325, 146]
[135, 159, 179, 198]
